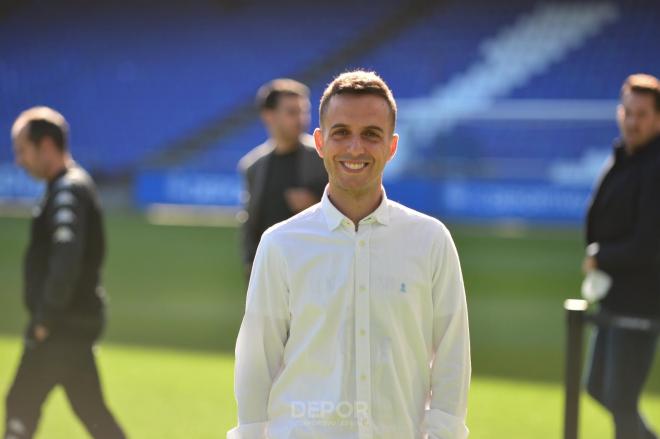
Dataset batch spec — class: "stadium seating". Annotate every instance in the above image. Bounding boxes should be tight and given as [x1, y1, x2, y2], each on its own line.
[1, 0, 658, 182]
[0, 0, 402, 173]
[190, 0, 658, 180]
[509, 0, 660, 99]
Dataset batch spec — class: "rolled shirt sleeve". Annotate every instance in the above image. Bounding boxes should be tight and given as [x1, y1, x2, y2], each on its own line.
[424, 225, 471, 439]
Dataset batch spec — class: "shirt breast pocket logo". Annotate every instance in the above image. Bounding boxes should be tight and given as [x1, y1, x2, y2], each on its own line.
[375, 275, 416, 299]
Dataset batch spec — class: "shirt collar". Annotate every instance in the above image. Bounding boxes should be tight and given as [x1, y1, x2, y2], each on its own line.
[614, 135, 660, 162]
[321, 185, 391, 231]
[47, 165, 70, 190]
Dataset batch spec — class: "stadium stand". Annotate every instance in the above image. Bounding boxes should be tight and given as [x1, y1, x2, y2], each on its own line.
[0, 0, 406, 174]
[186, 0, 658, 181]
[2, 0, 659, 197]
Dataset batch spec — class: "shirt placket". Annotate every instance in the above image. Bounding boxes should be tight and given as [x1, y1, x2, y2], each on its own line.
[354, 223, 373, 439]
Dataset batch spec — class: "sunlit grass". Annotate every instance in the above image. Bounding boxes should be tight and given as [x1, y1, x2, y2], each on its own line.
[0, 214, 657, 438]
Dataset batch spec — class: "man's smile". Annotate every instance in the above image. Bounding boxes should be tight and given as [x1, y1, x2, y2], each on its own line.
[338, 160, 370, 173]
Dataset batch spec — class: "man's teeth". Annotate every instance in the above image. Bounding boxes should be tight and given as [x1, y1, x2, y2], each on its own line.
[343, 162, 367, 170]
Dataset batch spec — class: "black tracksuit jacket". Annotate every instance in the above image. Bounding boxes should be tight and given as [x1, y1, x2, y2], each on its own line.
[24, 164, 106, 340]
[586, 135, 660, 318]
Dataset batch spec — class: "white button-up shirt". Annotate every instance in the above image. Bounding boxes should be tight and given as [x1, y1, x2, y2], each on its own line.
[229, 188, 470, 439]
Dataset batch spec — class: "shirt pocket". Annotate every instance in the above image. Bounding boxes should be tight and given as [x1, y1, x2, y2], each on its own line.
[373, 270, 424, 303]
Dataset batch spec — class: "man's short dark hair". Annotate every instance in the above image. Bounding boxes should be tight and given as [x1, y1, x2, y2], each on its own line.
[256, 78, 310, 111]
[11, 106, 69, 152]
[621, 73, 660, 112]
[319, 70, 397, 129]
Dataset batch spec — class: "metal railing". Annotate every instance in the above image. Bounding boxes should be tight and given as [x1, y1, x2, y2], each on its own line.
[563, 299, 660, 439]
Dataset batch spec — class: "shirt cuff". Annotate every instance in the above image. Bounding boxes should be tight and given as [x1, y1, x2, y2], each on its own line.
[227, 421, 267, 439]
[422, 408, 469, 439]
[586, 242, 600, 257]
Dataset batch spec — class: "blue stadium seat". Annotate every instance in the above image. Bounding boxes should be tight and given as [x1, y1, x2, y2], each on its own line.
[2, 0, 658, 184]
[0, 0, 402, 172]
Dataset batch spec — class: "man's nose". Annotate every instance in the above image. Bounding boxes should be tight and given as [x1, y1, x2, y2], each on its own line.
[346, 136, 365, 154]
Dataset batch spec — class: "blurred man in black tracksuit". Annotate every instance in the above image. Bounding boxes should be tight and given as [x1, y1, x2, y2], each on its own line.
[4, 107, 126, 439]
[584, 74, 660, 439]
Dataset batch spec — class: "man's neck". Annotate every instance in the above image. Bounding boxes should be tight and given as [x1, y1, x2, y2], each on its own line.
[273, 137, 299, 155]
[327, 184, 383, 229]
[625, 142, 644, 155]
[45, 156, 72, 182]
[624, 134, 659, 155]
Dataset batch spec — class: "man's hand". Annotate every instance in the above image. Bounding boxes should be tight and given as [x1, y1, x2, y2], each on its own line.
[285, 188, 319, 213]
[582, 256, 598, 274]
[33, 324, 49, 342]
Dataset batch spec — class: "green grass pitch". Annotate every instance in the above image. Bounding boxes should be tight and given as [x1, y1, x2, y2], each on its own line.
[0, 213, 657, 438]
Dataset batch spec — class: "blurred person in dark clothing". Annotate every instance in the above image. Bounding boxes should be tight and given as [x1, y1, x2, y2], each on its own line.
[238, 79, 327, 278]
[4, 107, 126, 439]
[583, 74, 660, 439]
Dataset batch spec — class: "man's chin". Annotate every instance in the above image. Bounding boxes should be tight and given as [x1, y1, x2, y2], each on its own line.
[626, 136, 652, 151]
[333, 181, 379, 198]
[26, 170, 43, 180]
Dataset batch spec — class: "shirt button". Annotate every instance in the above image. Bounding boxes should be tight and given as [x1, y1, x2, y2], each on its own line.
[359, 329, 366, 336]
[360, 374, 367, 381]
[359, 240, 366, 247]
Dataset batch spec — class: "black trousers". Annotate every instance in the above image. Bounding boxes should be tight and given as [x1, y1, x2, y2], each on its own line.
[585, 326, 658, 439]
[4, 334, 126, 439]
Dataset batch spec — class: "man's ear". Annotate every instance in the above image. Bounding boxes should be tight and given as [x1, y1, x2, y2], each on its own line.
[38, 136, 57, 156]
[313, 128, 324, 158]
[260, 109, 273, 128]
[616, 104, 625, 129]
[387, 133, 399, 162]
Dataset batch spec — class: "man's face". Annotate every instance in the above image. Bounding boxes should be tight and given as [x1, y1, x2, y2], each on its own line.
[264, 94, 310, 144]
[13, 130, 47, 179]
[617, 91, 660, 151]
[314, 94, 398, 197]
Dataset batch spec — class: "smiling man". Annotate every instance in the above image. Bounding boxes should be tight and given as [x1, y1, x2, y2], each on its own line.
[229, 71, 471, 439]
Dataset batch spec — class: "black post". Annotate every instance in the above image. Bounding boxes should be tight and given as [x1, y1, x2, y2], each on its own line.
[563, 299, 588, 439]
